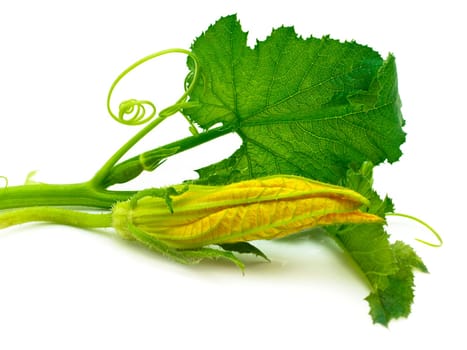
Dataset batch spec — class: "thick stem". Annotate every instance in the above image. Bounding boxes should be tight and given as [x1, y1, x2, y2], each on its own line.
[0, 207, 112, 230]
[0, 182, 135, 211]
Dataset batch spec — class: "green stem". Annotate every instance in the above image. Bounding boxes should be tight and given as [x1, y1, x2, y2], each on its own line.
[102, 125, 233, 187]
[0, 182, 134, 211]
[0, 125, 231, 211]
[0, 48, 206, 231]
[91, 115, 167, 187]
[0, 126, 233, 212]
[0, 207, 112, 230]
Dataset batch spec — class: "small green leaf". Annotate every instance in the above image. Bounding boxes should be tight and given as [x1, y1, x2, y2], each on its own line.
[366, 241, 428, 326]
[326, 162, 428, 326]
[338, 161, 395, 217]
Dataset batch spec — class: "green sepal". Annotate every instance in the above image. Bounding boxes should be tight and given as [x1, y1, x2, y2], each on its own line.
[129, 185, 188, 213]
[128, 223, 245, 270]
[219, 242, 270, 262]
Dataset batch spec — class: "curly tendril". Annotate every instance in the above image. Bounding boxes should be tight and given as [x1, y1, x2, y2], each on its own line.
[91, 48, 200, 186]
[387, 212, 443, 248]
[107, 48, 199, 126]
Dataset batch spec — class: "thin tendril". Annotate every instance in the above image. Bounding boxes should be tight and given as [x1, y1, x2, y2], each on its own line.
[387, 212, 443, 248]
[106, 48, 199, 126]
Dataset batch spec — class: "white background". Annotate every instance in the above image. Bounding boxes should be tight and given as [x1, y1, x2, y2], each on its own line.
[0, 0, 465, 349]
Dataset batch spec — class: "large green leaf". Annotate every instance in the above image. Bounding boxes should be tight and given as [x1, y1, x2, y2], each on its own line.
[184, 15, 405, 185]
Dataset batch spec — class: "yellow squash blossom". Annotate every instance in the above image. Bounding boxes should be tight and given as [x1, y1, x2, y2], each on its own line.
[112, 175, 382, 249]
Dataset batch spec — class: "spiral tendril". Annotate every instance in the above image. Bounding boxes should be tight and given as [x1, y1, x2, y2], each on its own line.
[107, 48, 199, 126]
